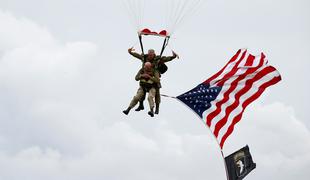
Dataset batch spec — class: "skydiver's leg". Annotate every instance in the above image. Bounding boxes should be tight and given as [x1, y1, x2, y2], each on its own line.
[155, 88, 161, 114]
[135, 91, 145, 111]
[147, 87, 156, 117]
[135, 68, 145, 111]
[123, 87, 144, 115]
[154, 71, 161, 115]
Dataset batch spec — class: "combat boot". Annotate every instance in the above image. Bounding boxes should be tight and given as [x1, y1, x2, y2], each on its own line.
[135, 101, 144, 111]
[123, 107, 131, 115]
[148, 108, 154, 117]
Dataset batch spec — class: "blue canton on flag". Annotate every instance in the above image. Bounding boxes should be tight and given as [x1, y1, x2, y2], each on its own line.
[176, 49, 281, 149]
[177, 83, 222, 118]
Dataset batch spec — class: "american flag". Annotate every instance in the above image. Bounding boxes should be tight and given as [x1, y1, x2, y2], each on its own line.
[177, 49, 281, 149]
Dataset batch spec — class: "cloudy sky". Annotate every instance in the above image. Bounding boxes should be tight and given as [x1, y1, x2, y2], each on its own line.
[0, 0, 309, 179]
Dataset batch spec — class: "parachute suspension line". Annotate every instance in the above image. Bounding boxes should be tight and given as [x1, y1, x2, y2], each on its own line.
[165, 0, 177, 34]
[121, 0, 139, 30]
[121, 0, 145, 31]
[164, 0, 172, 34]
[166, 0, 183, 34]
[165, 0, 204, 35]
[166, 42, 175, 54]
[159, 36, 170, 57]
[121, 1, 135, 30]
[163, 0, 171, 33]
[136, 0, 145, 31]
[135, 0, 143, 30]
[170, 0, 193, 33]
[134, 0, 144, 31]
[172, 0, 203, 34]
[173, 0, 200, 34]
[124, 0, 204, 35]
[170, 0, 190, 33]
[130, 39, 140, 50]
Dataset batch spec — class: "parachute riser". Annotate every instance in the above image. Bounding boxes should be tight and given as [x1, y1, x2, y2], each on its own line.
[138, 34, 145, 56]
[138, 32, 170, 59]
[159, 36, 170, 58]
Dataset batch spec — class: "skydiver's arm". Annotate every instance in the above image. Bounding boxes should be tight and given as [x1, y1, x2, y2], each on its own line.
[130, 52, 143, 60]
[128, 47, 143, 60]
[135, 68, 143, 81]
[160, 51, 179, 63]
[150, 71, 160, 84]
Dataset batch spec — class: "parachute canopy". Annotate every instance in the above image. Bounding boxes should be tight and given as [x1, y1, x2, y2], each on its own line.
[122, 0, 204, 36]
[139, 28, 169, 37]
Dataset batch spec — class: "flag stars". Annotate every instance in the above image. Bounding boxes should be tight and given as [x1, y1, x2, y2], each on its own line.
[177, 83, 222, 118]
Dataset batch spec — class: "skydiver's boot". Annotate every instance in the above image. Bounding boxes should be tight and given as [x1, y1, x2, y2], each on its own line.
[135, 101, 144, 111]
[148, 108, 154, 117]
[155, 103, 160, 114]
[123, 107, 131, 115]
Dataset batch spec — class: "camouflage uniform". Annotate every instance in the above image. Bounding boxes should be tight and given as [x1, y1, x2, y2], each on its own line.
[123, 67, 160, 117]
[129, 51, 177, 114]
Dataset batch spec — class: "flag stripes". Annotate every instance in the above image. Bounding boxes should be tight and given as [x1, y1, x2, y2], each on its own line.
[177, 49, 281, 149]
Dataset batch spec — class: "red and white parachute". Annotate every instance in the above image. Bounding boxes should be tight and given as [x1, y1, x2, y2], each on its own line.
[121, 0, 203, 55]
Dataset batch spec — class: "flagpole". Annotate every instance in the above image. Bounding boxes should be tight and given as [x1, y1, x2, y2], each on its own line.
[162, 94, 230, 180]
[220, 150, 230, 180]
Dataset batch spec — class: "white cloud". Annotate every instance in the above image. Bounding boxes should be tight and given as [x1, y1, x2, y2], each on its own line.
[0, 10, 99, 155]
[224, 101, 310, 179]
[0, 11, 55, 51]
[0, 8, 309, 180]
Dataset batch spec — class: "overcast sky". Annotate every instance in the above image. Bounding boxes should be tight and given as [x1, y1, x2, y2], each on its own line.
[0, 0, 309, 180]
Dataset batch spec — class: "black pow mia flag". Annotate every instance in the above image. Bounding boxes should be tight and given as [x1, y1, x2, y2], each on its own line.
[225, 145, 256, 180]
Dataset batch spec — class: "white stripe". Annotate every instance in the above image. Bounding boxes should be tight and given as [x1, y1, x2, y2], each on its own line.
[208, 72, 256, 133]
[205, 57, 255, 130]
[202, 76, 238, 127]
[206, 54, 266, 130]
[209, 82, 239, 132]
[209, 49, 247, 86]
[216, 69, 281, 144]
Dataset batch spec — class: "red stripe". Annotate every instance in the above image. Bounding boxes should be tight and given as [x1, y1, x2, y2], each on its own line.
[219, 75, 282, 148]
[206, 51, 247, 126]
[212, 56, 266, 137]
[244, 54, 255, 66]
[206, 51, 256, 126]
[215, 51, 247, 86]
[204, 49, 242, 84]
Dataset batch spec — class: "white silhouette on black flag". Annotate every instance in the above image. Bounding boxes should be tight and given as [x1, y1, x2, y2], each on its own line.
[225, 145, 256, 180]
